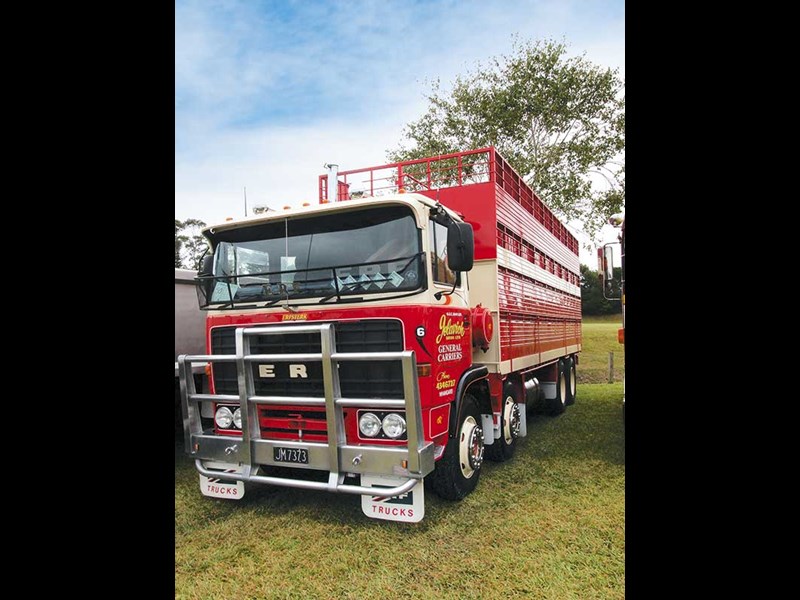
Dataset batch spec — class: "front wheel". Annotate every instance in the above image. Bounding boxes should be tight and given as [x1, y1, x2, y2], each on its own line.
[430, 393, 485, 501]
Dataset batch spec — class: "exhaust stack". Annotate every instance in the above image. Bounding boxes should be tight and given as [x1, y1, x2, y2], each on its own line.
[325, 163, 339, 202]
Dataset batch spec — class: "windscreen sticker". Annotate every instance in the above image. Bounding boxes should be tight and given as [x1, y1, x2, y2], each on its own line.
[388, 272, 404, 287]
[280, 256, 296, 284]
[211, 282, 238, 302]
[372, 273, 387, 289]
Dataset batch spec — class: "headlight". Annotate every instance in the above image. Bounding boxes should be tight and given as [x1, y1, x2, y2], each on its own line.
[359, 412, 382, 437]
[215, 406, 234, 429]
[382, 413, 407, 439]
[233, 408, 242, 429]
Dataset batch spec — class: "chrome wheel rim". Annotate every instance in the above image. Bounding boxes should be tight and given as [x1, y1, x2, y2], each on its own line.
[502, 395, 521, 444]
[459, 416, 484, 479]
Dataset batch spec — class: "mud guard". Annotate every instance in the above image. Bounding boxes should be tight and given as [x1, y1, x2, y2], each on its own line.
[448, 365, 489, 438]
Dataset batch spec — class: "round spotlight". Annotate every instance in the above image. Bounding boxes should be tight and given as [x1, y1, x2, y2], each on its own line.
[359, 412, 382, 437]
[215, 406, 234, 429]
[382, 413, 407, 439]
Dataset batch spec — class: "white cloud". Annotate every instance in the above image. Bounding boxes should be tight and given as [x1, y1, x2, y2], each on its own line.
[175, 0, 625, 265]
[175, 116, 415, 226]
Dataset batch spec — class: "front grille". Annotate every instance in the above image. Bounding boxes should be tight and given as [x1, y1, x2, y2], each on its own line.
[259, 406, 330, 442]
[210, 320, 404, 441]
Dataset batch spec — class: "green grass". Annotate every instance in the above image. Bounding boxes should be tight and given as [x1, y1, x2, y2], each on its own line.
[578, 321, 625, 384]
[582, 313, 623, 324]
[175, 322, 625, 599]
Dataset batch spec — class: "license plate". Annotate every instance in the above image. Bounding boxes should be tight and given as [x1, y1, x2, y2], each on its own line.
[273, 447, 309, 464]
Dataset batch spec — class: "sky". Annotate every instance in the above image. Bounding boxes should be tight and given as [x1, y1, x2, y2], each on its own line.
[175, 0, 625, 267]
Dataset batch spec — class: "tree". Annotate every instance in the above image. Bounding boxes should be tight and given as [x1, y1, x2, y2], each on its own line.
[175, 219, 183, 268]
[175, 218, 209, 270]
[580, 263, 622, 316]
[389, 38, 624, 242]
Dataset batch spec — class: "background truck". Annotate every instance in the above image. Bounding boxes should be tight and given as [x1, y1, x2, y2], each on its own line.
[178, 147, 581, 522]
[175, 268, 208, 426]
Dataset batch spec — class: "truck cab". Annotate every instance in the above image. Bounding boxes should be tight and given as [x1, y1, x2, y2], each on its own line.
[180, 193, 478, 520]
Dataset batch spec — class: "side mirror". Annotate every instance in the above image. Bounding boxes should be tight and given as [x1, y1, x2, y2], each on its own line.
[447, 221, 474, 272]
[197, 254, 215, 308]
[199, 255, 214, 277]
[603, 246, 614, 281]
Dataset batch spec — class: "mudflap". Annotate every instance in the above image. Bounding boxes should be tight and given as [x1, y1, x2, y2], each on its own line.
[199, 461, 245, 500]
[360, 475, 424, 523]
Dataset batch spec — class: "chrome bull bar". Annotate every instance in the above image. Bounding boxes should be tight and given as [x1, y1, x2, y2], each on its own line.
[178, 323, 434, 497]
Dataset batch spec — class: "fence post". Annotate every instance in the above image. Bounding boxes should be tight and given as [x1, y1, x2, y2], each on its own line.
[608, 352, 614, 383]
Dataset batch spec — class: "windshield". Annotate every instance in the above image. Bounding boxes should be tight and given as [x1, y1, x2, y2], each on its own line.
[198, 205, 424, 308]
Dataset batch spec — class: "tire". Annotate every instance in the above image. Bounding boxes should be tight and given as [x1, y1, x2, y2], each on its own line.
[565, 356, 577, 406]
[429, 393, 485, 500]
[485, 384, 520, 462]
[548, 360, 568, 415]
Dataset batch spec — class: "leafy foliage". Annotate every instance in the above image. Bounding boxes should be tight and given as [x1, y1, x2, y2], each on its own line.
[581, 263, 622, 315]
[389, 38, 624, 242]
[175, 218, 209, 270]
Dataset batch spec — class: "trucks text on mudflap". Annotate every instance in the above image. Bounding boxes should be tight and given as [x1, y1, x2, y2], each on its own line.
[178, 147, 582, 522]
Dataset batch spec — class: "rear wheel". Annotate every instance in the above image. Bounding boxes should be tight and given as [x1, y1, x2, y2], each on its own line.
[549, 360, 567, 415]
[430, 393, 484, 500]
[565, 356, 577, 406]
[485, 385, 520, 462]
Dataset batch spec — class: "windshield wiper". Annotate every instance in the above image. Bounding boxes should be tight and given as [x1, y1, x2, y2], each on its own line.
[260, 282, 292, 307]
[318, 282, 364, 304]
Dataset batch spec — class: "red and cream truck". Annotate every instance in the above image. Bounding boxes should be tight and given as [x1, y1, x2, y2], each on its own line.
[178, 147, 581, 522]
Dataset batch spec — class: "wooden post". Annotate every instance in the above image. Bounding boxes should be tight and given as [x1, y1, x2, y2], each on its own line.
[608, 352, 614, 383]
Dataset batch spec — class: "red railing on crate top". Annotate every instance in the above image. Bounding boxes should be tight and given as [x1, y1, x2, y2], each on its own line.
[318, 147, 578, 255]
